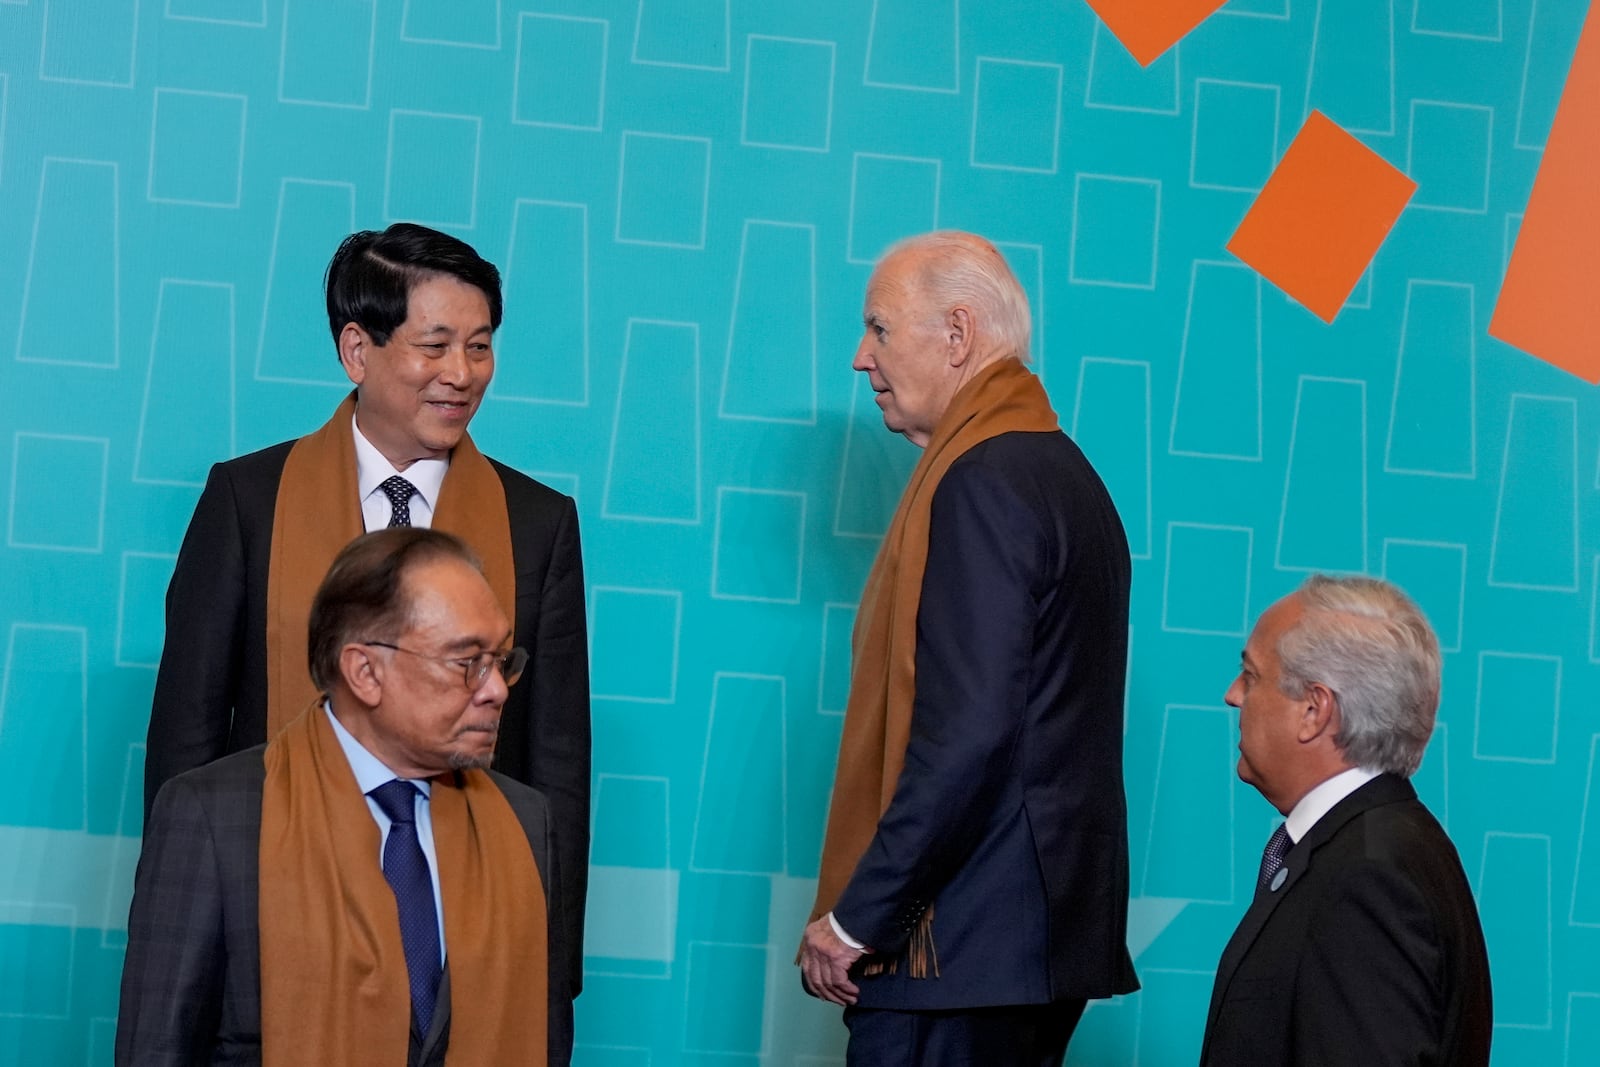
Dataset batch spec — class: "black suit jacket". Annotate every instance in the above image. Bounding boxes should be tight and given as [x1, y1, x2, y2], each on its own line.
[143, 436, 590, 995]
[115, 746, 574, 1067]
[1201, 774, 1492, 1066]
[834, 430, 1140, 1010]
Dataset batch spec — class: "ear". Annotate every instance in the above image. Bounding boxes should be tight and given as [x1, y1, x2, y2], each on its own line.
[1297, 682, 1340, 744]
[338, 644, 384, 708]
[337, 323, 370, 386]
[945, 306, 973, 367]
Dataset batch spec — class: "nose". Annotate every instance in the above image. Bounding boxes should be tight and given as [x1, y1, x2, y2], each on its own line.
[852, 337, 874, 373]
[1224, 674, 1244, 709]
[475, 661, 510, 705]
[437, 344, 471, 387]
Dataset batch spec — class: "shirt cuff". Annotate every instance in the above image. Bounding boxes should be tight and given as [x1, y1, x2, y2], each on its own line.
[827, 911, 866, 951]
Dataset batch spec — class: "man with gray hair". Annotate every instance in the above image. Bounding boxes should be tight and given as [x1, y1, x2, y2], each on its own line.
[1201, 575, 1492, 1066]
[797, 231, 1138, 1064]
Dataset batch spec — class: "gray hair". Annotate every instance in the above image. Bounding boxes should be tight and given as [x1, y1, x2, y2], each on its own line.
[1276, 575, 1441, 777]
[882, 231, 1032, 361]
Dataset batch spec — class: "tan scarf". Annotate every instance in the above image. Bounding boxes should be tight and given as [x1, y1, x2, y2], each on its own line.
[258, 702, 547, 1065]
[808, 358, 1060, 977]
[264, 392, 516, 738]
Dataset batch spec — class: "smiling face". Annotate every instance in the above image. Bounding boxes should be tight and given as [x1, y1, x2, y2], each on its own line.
[341, 274, 495, 471]
[852, 251, 961, 448]
[361, 556, 513, 776]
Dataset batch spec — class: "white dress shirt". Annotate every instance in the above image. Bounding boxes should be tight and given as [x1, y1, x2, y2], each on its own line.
[829, 911, 866, 951]
[1284, 765, 1381, 844]
[352, 416, 448, 531]
[324, 702, 447, 964]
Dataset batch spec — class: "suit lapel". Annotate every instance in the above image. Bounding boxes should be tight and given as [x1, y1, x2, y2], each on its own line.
[1203, 775, 1417, 1042]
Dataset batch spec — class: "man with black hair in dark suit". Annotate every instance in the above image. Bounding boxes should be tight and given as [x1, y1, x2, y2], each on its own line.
[142, 223, 589, 1011]
[1202, 575, 1492, 1066]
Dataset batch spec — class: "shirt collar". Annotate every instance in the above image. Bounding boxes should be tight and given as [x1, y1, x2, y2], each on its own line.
[1284, 765, 1378, 843]
[352, 415, 449, 512]
[323, 701, 432, 797]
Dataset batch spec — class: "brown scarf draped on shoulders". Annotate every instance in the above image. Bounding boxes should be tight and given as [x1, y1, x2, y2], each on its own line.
[259, 703, 547, 1065]
[808, 357, 1060, 978]
[258, 394, 542, 1061]
[263, 391, 517, 738]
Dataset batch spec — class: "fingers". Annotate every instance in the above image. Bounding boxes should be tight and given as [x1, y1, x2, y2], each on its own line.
[803, 961, 857, 1005]
[798, 939, 862, 1005]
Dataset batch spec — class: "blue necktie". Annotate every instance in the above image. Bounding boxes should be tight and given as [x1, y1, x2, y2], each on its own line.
[369, 779, 441, 1034]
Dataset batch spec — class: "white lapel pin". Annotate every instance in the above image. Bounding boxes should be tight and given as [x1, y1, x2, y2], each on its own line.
[1271, 868, 1288, 892]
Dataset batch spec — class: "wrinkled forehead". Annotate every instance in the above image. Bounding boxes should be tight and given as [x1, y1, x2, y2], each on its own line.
[1247, 593, 1305, 659]
[401, 558, 511, 644]
[866, 251, 926, 308]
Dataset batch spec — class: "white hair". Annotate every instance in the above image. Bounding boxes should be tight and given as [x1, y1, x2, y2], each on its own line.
[1276, 575, 1442, 777]
[881, 231, 1032, 361]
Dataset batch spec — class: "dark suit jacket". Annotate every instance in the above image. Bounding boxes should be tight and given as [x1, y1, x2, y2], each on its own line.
[834, 430, 1140, 1010]
[143, 436, 590, 995]
[115, 746, 574, 1067]
[1201, 774, 1492, 1066]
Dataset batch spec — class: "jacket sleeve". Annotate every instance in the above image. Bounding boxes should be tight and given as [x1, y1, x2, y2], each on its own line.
[144, 463, 247, 819]
[529, 496, 591, 997]
[115, 777, 226, 1066]
[833, 458, 1043, 953]
[540, 797, 574, 1067]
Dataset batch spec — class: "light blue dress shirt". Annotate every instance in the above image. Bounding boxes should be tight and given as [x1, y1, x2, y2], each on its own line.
[324, 703, 447, 964]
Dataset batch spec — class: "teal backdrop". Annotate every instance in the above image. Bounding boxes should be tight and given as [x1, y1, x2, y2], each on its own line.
[1, 1, 1598, 1063]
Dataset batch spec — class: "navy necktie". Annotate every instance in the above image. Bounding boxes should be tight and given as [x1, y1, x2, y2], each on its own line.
[379, 476, 417, 528]
[1258, 823, 1291, 891]
[369, 779, 441, 1034]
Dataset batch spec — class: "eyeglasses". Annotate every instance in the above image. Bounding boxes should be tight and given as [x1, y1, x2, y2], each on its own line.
[362, 641, 528, 691]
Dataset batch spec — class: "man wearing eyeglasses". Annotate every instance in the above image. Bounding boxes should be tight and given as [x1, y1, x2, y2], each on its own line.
[142, 224, 590, 1015]
[117, 528, 571, 1067]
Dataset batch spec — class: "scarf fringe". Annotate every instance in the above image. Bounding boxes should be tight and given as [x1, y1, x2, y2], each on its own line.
[861, 907, 940, 979]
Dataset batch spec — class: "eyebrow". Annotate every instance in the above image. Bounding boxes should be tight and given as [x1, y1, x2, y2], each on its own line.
[442, 627, 514, 653]
[413, 323, 493, 339]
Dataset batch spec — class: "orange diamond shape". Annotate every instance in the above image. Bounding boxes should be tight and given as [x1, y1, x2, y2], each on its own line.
[1227, 111, 1417, 324]
[1084, 0, 1230, 67]
[1490, 6, 1600, 383]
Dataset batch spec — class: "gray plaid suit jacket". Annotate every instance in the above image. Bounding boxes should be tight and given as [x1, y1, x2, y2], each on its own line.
[115, 745, 573, 1066]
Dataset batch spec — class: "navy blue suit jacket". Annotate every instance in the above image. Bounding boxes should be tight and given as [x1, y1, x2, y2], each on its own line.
[834, 430, 1140, 1010]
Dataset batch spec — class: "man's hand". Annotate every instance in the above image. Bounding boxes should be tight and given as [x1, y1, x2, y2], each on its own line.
[799, 915, 869, 1006]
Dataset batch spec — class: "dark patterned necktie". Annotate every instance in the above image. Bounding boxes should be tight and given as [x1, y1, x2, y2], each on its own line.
[1258, 823, 1291, 890]
[379, 475, 417, 528]
[368, 779, 441, 1034]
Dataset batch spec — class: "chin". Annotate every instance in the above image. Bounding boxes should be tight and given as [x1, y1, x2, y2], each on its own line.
[423, 417, 469, 438]
[448, 749, 494, 771]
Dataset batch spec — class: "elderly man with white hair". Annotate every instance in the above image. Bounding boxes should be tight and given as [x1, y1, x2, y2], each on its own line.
[1202, 575, 1493, 1066]
[797, 231, 1139, 1065]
